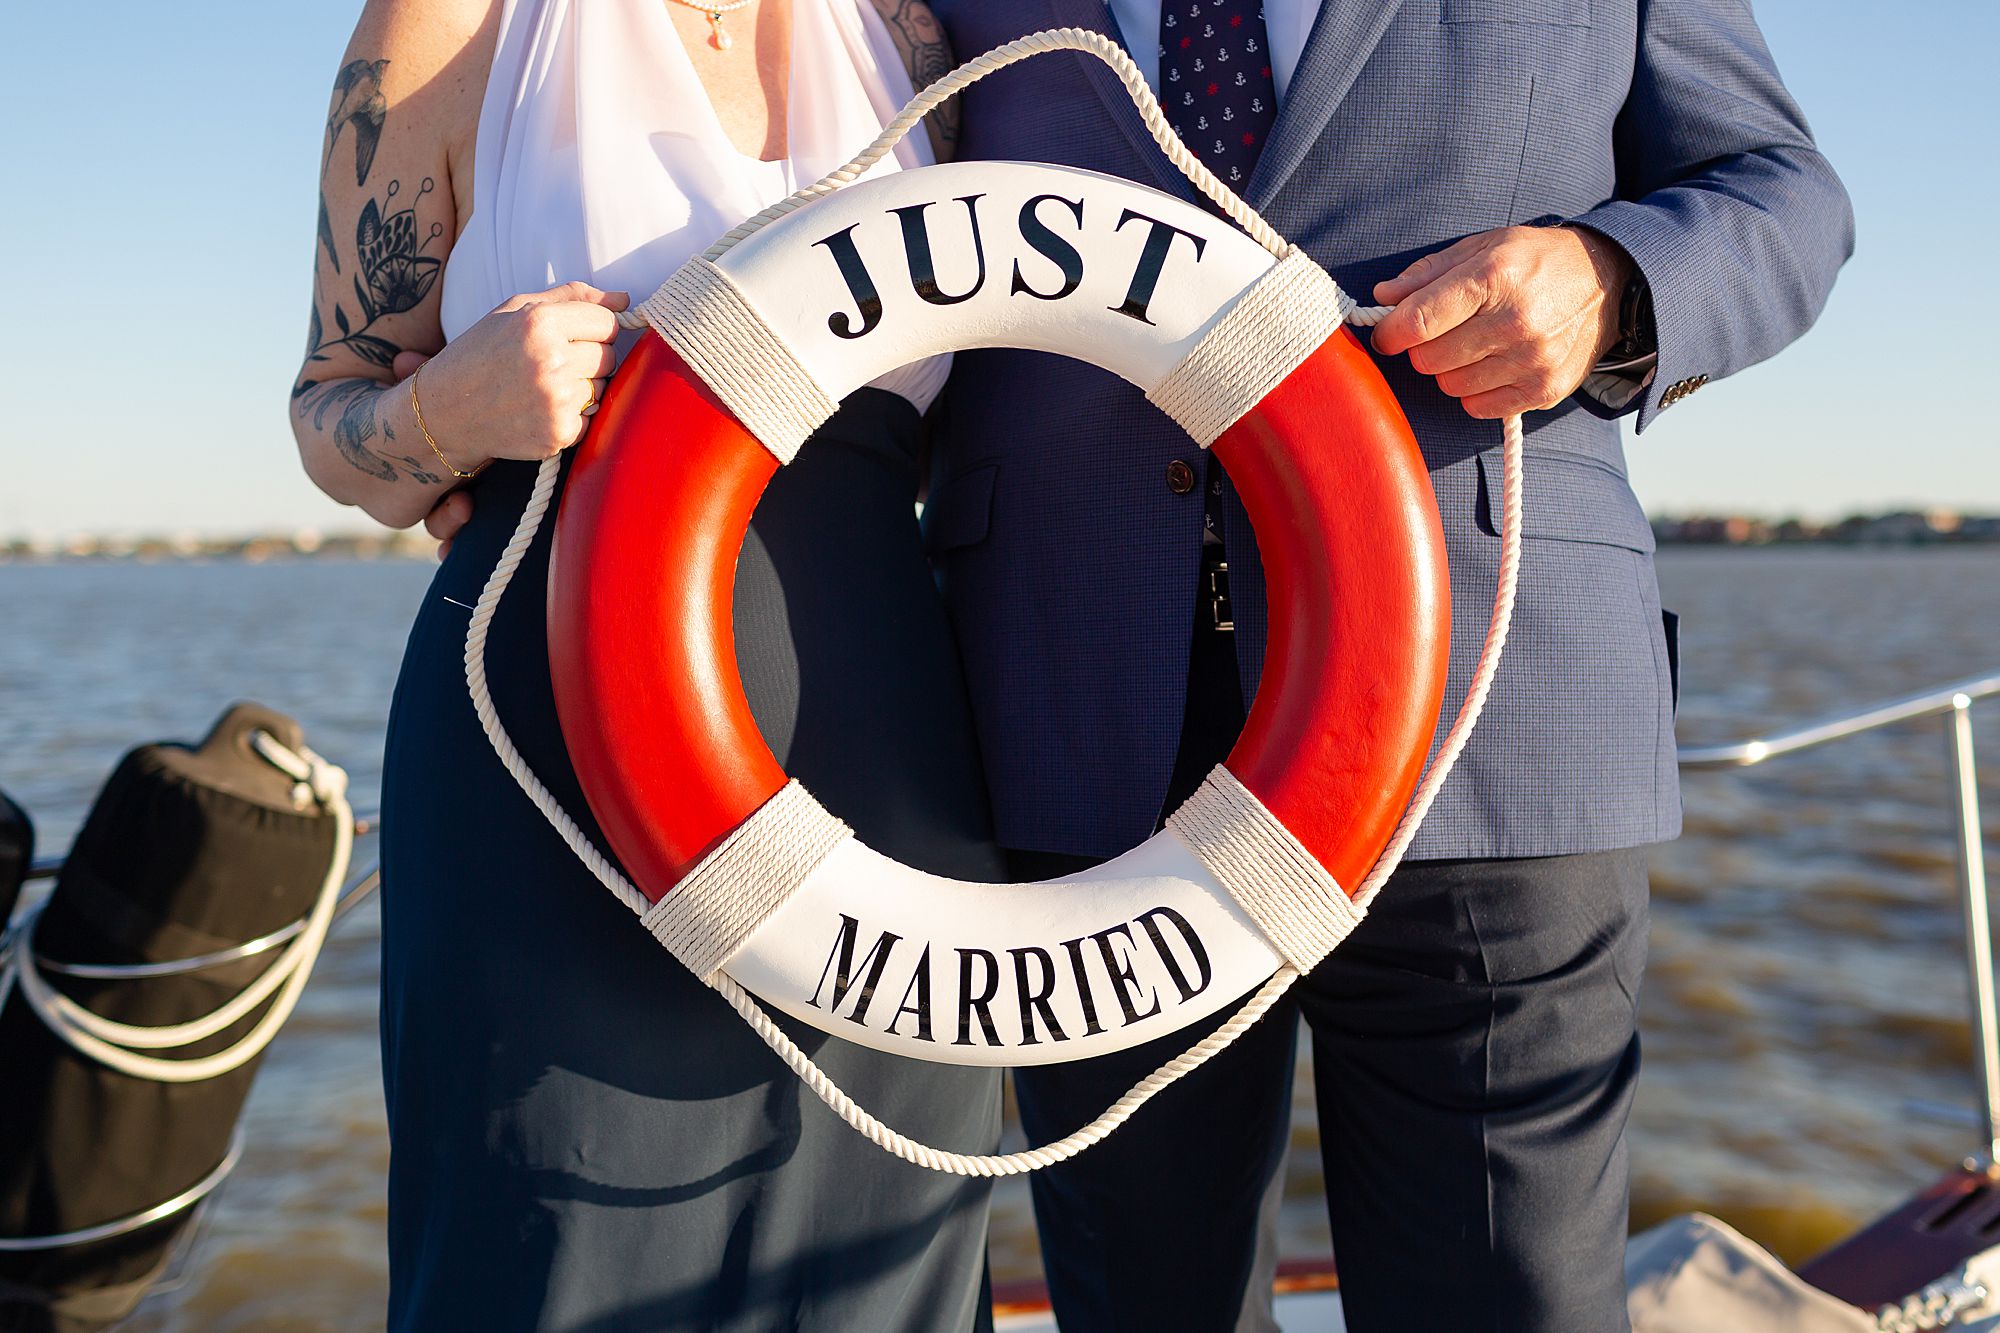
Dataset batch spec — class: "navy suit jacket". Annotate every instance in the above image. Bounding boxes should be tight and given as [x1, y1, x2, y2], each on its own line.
[923, 0, 1852, 860]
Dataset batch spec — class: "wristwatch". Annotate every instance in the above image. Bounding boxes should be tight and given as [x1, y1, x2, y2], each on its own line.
[1599, 266, 1657, 372]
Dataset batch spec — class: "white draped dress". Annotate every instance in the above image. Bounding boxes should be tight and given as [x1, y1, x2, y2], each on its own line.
[437, 0, 948, 406]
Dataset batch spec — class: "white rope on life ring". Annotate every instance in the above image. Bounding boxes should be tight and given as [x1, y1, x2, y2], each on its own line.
[463, 29, 1525, 1175]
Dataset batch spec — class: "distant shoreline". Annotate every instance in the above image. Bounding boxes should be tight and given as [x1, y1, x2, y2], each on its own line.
[0, 533, 436, 565]
[4, 509, 1996, 565]
[1650, 509, 1998, 547]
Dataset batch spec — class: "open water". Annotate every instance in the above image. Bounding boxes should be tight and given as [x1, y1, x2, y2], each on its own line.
[1, 547, 1997, 1329]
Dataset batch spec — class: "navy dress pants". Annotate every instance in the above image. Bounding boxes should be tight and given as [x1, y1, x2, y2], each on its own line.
[379, 391, 1005, 1332]
[1010, 564, 1650, 1332]
[1009, 849, 1650, 1333]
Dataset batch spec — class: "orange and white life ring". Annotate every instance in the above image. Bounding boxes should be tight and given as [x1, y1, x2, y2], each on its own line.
[541, 159, 1452, 1067]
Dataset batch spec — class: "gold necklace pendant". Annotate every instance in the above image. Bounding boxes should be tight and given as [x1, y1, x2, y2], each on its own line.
[706, 9, 732, 50]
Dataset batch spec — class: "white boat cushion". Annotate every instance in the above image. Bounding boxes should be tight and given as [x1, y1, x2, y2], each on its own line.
[1626, 1214, 1876, 1332]
[1004, 1213, 2000, 1331]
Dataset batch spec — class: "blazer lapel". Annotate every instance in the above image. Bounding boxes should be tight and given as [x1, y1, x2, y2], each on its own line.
[1041, 0, 1195, 200]
[1248, 1, 1406, 208]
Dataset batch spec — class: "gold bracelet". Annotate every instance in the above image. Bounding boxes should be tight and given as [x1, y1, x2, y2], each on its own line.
[410, 366, 483, 480]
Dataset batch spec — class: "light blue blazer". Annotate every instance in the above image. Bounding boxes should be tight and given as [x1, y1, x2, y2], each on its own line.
[924, 0, 1853, 860]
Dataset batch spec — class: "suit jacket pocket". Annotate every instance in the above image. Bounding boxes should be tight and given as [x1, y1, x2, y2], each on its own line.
[921, 463, 998, 555]
[1475, 450, 1655, 552]
[1440, 0, 1591, 23]
[1661, 608, 1681, 711]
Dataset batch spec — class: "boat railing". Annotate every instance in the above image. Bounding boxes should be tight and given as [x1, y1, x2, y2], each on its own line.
[9, 673, 1997, 1157]
[1679, 670, 2000, 1167]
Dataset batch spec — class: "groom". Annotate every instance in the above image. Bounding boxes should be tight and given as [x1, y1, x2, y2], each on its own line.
[923, 1, 1850, 1329]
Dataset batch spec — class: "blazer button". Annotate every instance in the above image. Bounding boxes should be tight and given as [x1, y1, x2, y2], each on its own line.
[1166, 459, 1197, 494]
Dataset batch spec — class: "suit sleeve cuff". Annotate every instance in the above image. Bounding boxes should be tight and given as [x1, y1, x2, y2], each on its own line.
[1566, 200, 1710, 432]
[1578, 357, 1657, 415]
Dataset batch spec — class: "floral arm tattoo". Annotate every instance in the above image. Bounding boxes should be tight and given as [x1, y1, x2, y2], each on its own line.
[869, 0, 958, 156]
[295, 58, 447, 485]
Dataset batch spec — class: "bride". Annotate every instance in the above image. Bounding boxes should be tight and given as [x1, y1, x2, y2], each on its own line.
[289, 2, 1004, 1329]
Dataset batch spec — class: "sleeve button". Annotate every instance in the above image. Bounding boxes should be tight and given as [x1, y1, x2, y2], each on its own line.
[1661, 374, 1711, 408]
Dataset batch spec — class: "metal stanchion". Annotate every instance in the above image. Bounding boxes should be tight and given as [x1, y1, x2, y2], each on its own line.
[1946, 694, 2000, 1169]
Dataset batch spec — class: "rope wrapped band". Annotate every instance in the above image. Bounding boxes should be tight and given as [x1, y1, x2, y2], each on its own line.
[635, 259, 835, 464]
[480, 31, 1527, 1175]
[1168, 767, 1363, 971]
[1148, 250, 1356, 447]
[640, 781, 851, 982]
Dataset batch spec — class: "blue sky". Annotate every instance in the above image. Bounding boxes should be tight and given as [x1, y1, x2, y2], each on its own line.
[0, 1, 1992, 538]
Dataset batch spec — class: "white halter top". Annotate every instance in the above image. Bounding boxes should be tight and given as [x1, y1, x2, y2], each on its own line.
[439, 0, 948, 408]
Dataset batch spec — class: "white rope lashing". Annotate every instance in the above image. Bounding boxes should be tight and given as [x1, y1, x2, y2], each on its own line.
[1167, 767, 1365, 972]
[466, 391, 1522, 1179]
[1146, 250, 1356, 447]
[0, 733, 354, 1085]
[472, 30, 1527, 1175]
[641, 780, 852, 983]
[634, 259, 838, 462]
